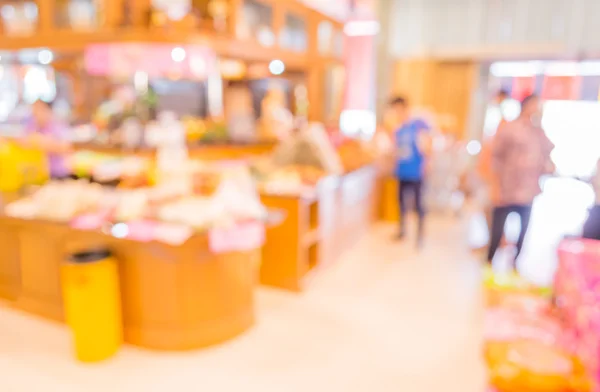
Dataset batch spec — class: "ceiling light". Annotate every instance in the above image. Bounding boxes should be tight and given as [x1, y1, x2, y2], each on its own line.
[466, 140, 482, 156]
[171, 47, 186, 63]
[38, 49, 53, 65]
[268, 59, 285, 76]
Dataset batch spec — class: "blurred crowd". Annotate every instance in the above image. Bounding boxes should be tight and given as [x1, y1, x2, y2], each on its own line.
[371, 90, 600, 259]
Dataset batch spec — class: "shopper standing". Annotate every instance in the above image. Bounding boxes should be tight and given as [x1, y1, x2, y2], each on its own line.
[389, 96, 431, 247]
[478, 90, 511, 245]
[487, 94, 555, 267]
[21, 100, 71, 180]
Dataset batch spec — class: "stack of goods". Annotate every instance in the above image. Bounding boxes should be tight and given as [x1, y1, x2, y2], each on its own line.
[5, 181, 109, 222]
[68, 151, 151, 187]
[254, 123, 340, 196]
[88, 94, 229, 147]
[250, 158, 326, 196]
[484, 267, 592, 392]
[555, 239, 600, 390]
[4, 164, 267, 245]
[182, 116, 228, 144]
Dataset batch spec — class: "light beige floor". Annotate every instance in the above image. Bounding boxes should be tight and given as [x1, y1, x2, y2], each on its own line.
[0, 216, 487, 392]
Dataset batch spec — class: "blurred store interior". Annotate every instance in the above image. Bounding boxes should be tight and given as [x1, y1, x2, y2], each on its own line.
[0, 0, 600, 391]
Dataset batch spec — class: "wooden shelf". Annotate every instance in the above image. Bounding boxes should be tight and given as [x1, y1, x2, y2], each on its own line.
[0, 0, 344, 122]
[259, 165, 378, 292]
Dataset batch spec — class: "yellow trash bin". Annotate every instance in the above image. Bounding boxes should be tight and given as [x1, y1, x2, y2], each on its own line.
[61, 249, 122, 362]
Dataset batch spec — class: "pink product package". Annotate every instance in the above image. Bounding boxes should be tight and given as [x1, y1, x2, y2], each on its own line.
[556, 238, 600, 388]
[556, 240, 600, 320]
[485, 308, 564, 346]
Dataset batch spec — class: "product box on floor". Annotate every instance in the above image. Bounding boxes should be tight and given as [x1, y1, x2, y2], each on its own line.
[484, 267, 594, 392]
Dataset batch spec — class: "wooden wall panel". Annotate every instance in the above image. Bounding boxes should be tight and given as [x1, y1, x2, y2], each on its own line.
[391, 59, 477, 139]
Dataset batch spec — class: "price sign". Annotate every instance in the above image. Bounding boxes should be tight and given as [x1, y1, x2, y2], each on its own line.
[511, 76, 536, 102]
[209, 222, 265, 254]
[541, 75, 581, 101]
[154, 223, 193, 246]
[124, 220, 157, 242]
[71, 208, 112, 230]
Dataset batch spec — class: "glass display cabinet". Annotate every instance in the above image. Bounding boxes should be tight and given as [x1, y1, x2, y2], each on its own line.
[280, 12, 307, 52]
[238, 0, 273, 46]
[0, 0, 345, 123]
[0, 0, 39, 35]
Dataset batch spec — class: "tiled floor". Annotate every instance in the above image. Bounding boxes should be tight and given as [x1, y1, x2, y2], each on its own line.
[0, 177, 591, 392]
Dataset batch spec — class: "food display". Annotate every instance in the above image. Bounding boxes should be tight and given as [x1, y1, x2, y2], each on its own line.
[486, 340, 591, 392]
[68, 150, 151, 186]
[484, 267, 594, 391]
[249, 123, 343, 196]
[4, 162, 267, 238]
[250, 156, 326, 196]
[484, 266, 552, 301]
[183, 116, 228, 144]
[83, 88, 229, 147]
[5, 181, 107, 221]
[554, 239, 600, 390]
[485, 308, 567, 346]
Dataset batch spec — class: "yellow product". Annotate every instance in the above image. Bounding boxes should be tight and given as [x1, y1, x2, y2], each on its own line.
[0, 142, 48, 192]
[19, 146, 49, 184]
[61, 250, 122, 362]
[147, 162, 158, 186]
[484, 267, 552, 300]
[0, 142, 22, 192]
[486, 341, 591, 392]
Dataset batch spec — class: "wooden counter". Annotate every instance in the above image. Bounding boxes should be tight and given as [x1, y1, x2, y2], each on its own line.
[73, 142, 277, 161]
[259, 165, 378, 291]
[0, 217, 260, 351]
[259, 192, 320, 292]
[379, 176, 400, 222]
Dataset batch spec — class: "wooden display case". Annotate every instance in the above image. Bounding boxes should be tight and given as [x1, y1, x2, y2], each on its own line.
[0, 0, 344, 123]
[259, 191, 320, 291]
[0, 215, 260, 351]
[379, 176, 399, 222]
[259, 165, 377, 292]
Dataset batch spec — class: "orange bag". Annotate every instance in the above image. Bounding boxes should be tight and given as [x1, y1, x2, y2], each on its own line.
[486, 341, 591, 392]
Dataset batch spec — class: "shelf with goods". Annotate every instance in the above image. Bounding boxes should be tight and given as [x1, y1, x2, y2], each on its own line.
[70, 141, 278, 161]
[254, 127, 378, 292]
[258, 190, 320, 291]
[259, 170, 378, 292]
[481, 238, 600, 391]
[0, 0, 344, 124]
[0, 161, 267, 350]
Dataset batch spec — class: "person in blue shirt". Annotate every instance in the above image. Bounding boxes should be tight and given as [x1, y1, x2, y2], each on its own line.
[389, 96, 431, 246]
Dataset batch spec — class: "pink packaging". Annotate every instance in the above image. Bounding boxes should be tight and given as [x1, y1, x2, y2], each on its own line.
[555, 238, 600, 389]
[485, 308, 563, 345]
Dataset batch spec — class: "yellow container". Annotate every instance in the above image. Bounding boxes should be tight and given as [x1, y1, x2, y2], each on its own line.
[61, 250, 122, 362]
